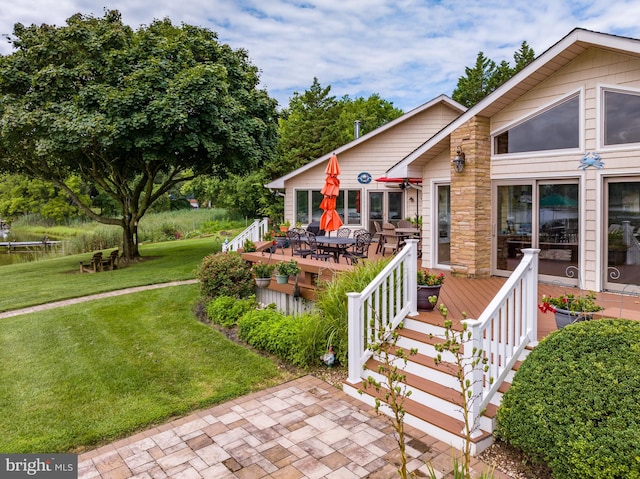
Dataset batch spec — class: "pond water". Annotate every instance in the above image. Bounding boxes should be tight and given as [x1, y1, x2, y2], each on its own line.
[0, 229, 60, 266]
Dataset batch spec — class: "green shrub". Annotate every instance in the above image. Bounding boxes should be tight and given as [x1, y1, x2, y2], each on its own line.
[196, 252, 253, 300]
[314, 258, 391, 365]
[238, 308, 299, 364]
[496, 319, 640, 479]
[206, 296, 256, 327]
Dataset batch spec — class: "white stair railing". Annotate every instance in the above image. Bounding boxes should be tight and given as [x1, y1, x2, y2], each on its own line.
[222, 217, 269, 252]
[346, 239, 419, 384]
[464, 248, 540, 434]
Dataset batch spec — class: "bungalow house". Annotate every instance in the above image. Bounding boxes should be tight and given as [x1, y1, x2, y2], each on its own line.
[267, 28, 640, 294]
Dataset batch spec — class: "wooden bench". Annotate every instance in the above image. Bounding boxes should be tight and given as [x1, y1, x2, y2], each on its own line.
[101, 250, 119, 271]
[80, 252, 103, 273]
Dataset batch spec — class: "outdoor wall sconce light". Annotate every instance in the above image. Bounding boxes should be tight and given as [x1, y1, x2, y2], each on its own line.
[452, 146, 466, 173]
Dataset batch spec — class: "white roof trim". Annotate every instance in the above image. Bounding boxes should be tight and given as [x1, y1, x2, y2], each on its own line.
[386, 28, 640, 177]
[265, 95, 465, 189]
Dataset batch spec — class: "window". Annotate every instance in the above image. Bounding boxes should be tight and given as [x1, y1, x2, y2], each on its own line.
[295, 189, 362, 225]
[603, 90, 640, 146]
[494, 96, 580, 154]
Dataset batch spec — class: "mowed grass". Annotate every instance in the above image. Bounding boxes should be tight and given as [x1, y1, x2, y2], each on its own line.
[0, 237, 219, 312]
[0, 284, 287, 453]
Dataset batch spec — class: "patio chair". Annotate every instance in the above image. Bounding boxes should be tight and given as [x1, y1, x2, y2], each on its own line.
[374, 221, 384, 254]
[353, 228, 369, 239]
[398, 219, 413, 228]
[306, 221, 325, 236]
[336, 227, 351, 238]
[288, 231, 312, 259]
[306, 232, 333, 262]
[342, 231, 372, 265]
[380, 222, 401, 256]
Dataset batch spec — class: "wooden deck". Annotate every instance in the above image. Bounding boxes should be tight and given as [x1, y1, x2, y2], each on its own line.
[252, 239, 640, 342]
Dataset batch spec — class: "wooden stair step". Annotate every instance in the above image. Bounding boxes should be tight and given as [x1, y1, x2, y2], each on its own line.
[349, 379, 492, 445]
[366, 358, 463, 407]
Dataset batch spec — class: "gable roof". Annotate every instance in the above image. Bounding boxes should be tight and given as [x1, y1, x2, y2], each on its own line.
[265, 95, 465, 189]
[386, 28, 640, 178]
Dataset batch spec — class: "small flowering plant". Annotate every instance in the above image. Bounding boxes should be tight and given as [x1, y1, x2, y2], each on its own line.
[538, 291, 603, 314]
[252, 261, 275, 278]
[416, 270, 445, 286]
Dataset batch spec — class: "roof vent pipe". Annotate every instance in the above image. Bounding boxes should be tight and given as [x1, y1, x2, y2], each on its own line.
[354, 120, 361, 139]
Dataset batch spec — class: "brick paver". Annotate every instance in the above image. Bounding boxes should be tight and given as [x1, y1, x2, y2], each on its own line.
[79, 375, 503, 478]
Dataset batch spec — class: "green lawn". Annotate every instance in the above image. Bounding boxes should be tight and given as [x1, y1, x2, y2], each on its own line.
[0, 284, 288, 453]
[0, 237, 217, 312]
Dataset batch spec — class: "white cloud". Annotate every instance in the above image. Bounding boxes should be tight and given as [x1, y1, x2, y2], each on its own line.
[1, 0, 640, 111]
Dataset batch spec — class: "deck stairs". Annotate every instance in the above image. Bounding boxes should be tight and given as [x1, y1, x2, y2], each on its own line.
[341, 239, 540, 456]
[342, 309, 532, 455]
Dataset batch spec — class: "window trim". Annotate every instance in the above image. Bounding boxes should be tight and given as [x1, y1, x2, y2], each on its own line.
[294, 188, 363, 226]
[491, 89, 583, 158]
[598, 84, 640, 151]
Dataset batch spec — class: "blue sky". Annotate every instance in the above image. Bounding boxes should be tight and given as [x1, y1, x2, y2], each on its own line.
[1, 0, 640, 111]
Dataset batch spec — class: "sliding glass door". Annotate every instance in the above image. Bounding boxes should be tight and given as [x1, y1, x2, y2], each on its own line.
[605, 179, 640, 291]
[494, 180, 579, 283]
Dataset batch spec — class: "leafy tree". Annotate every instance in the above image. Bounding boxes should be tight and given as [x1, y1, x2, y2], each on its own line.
[267, 78, 403, 180]
[452, 52, 497, 108]
[0, 174, 89, 222]
[453, 41, 536, 108]
[513, 41, 536, 73]
[268, 77, 342, 179]
[0, 10, 278, 259]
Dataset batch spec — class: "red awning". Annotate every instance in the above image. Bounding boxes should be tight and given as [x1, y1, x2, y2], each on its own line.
[375, 177, 423, 184]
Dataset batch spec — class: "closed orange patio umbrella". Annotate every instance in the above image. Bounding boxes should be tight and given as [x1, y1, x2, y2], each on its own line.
[320, 153, 343, 233]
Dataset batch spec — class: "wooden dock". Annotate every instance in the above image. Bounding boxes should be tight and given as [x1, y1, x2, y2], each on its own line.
[0, 239, 61, 252]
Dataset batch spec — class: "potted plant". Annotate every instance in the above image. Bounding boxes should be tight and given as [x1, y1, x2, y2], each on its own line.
[279, 220, 291, 232]
[416, 270, 445, 311]
[252, 261, 275, 288]
[539, 291, 604, 328]
[273, 229, 288, 248]
[275, 259, 300, 284]
[262, 230, 274, 241]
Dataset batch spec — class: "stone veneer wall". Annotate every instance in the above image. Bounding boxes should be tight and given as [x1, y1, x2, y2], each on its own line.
[449, 117, 492, 278]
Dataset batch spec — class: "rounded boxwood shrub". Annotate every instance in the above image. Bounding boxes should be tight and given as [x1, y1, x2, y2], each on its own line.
[196, 252, 253, 300]
[206, 296, 256, 327]
[496, 319, 640, 479]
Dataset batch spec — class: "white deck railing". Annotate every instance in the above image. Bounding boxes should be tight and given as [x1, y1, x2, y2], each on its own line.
[464, 248, 540, 433]
[346, 239, 419, 384]
[222, 217, 269, 252]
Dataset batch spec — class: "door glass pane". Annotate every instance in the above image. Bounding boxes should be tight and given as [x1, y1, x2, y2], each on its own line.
[496, 185, 532, 272]
[347, 190, 361, 225]
[369, 192, 383, 233]
[606, 180, 640, 288]
[388, 192, 403, 225]
[437, 185, 450, 265]
[295, 190, 308, 224]
[311, 190, 323, 223]
[538, 184, 579, 277]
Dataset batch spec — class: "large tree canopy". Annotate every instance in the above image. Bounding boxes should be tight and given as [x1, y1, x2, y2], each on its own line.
[0, 10, 278, 258]
[452, 41, 536, 108]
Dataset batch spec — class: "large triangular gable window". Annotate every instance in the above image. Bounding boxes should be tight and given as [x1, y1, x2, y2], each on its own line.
[603, 89, 640, 146]
[494, 95, 580, 154]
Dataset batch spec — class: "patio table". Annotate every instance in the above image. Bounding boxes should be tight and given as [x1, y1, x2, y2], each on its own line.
[314, 236, 357, 262]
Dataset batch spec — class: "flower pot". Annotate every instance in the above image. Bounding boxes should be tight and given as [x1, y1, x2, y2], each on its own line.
[275, 274, 289, 284]
[275, 237, 288, 248]
[554, 308, 592, 328]
[417, 285, 441, 311]
[279, 225, 289, 232]
[255, 277, 271, 288]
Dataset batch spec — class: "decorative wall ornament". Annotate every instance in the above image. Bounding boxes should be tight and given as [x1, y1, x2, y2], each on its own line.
[579, 151, 604, 170]
[357, 172, 372, 184]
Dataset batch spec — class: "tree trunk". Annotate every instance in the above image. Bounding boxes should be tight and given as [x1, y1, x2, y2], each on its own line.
[121, 221, 140, 260]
